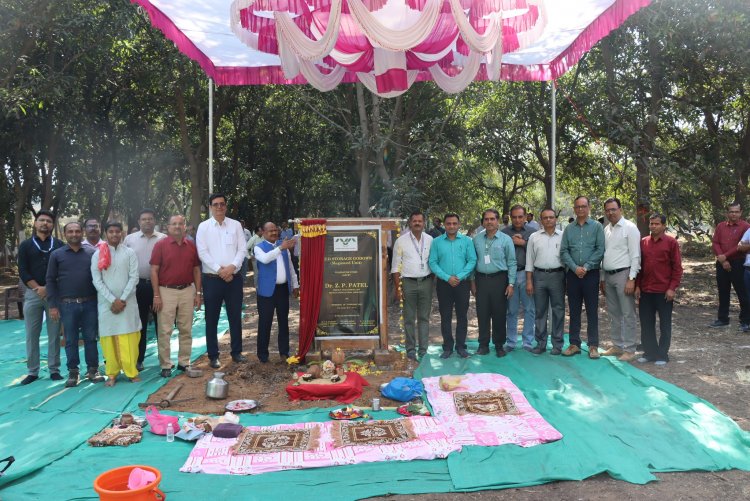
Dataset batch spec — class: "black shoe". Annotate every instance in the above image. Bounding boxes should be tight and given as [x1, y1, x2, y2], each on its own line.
[456, 348, 471, 358]
[550, 347, 562, 355]
[531, 346, 545, 355]
[65, 371, 79, 388]
[160, 368, 171, 378]
[407, 353, 418, 361]
[439, 350, 453, 359]
[280, 353, 290, 361]
[709, 320, 729, 328]
[232, 354, 248, 363]
[475, 346, 490, 355]
[739, 324, 750, 333]
[495, 349, 507, 358]
[136, 362, 145, 372]
[87, 370, 105, 383]
[20, 375, 38, 385]
[177, 365, 188, 371]
[50, 373, 64, 381]
[209, 358, 221, 369]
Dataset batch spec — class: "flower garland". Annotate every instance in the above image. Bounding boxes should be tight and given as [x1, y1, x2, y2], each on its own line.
[395, 226, 406, 360]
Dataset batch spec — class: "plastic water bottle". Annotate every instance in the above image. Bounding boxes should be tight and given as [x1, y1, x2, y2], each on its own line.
[166, 423, 174, 442]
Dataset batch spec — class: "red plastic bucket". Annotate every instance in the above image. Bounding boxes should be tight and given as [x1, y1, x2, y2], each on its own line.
[93, 465, 165, 500]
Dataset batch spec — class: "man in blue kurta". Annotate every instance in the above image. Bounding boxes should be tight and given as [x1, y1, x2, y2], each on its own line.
[254, 222, 299, 363]
[428, 213, 476, 359]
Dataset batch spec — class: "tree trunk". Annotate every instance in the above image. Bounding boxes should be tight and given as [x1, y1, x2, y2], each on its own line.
[355, 84, 371, 216]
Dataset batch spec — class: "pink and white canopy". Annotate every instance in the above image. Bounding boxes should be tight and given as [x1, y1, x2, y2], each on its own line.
[132, 0, 650, 97]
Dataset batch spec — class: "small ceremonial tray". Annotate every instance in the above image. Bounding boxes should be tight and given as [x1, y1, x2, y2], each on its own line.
[225, 399, 258, 412]
[329, 407, 367, 420]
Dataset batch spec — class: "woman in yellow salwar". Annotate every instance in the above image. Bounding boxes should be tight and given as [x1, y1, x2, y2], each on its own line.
[91, 221, 142, 387]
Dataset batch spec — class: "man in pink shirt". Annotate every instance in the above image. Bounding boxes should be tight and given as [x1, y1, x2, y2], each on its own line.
[710, 202, 750, 330]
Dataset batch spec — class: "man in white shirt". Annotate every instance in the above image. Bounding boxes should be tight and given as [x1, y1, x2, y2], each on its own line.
[391, 211, 434, 361]
[527, 208, 566, 355]
[123, 209, 166, 371]
[253, 222, 299, 363]
[196, 193, 248, 368]
[600, 197, 641, 361]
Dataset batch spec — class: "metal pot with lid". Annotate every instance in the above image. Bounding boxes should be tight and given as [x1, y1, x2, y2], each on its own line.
[206, 372, 229, 399]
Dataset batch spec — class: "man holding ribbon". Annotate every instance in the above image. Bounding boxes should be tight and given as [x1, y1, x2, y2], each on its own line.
[254, 222, 299, 363]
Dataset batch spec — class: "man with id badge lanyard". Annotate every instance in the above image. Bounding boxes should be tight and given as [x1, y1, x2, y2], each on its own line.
[392, 211, 433, 361]
[18, 210, 64, 384]
[470, 209, 516, 358]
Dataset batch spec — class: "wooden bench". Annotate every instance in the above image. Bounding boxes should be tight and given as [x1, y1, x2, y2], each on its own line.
[4, 286, 24, 320]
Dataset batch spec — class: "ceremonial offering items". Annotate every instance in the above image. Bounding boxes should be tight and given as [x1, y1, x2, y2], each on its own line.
[206, 372, 228, 399]
[225, 399, 258, 412]
[329, 407, 367, 420]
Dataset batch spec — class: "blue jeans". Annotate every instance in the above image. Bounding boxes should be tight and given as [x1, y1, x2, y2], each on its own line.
[505, 271, 535, 349]
[60, 299, 99, 371]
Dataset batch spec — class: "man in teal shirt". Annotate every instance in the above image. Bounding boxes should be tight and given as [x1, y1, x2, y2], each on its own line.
[560, 196, 605, 359]
[471, 209, 516, 357]
[428, 213, 477, 358]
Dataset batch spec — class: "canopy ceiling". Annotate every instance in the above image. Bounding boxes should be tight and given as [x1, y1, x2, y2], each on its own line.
[132, 0, 650, 96]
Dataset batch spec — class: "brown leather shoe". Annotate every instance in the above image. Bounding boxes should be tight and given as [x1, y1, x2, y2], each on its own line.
[601, 346, 623, 357]
[562, 345, 581, 357]
[617, 351, 637, 362]
[588, 346, 600, 359]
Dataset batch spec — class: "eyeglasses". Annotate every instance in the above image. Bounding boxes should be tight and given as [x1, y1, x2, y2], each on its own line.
[86, 224, 100, 229]
[605, 208, 620, 213]
[211, 202, 227, 208]
[541, 216, 556, 220]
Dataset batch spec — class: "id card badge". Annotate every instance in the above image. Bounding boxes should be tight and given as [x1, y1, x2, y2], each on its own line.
[484, 255, 491, 264]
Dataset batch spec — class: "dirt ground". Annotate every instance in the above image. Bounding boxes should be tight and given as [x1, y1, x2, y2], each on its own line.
[5, 249, 750, 498]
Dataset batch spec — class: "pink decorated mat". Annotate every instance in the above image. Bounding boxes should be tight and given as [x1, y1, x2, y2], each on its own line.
[180, 416, 461, 475]
[422, 373, 562, 447]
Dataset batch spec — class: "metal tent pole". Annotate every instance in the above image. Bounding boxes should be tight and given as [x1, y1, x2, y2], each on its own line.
[208, 78, 214, 194]
[550, 81, 556, 210]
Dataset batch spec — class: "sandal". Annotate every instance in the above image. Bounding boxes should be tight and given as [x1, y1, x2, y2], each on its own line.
[104, 377, 116, 387]
[130, 377, 141, 383]
[0, 456, 14, 478]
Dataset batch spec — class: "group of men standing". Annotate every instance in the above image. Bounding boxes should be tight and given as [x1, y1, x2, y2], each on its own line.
[391, 196, 683, 366]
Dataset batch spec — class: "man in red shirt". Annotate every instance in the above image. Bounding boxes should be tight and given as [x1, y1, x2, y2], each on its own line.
[150, 215, 203, 377]
[710, 203, 750, 330]
[635, 214, 683, 365]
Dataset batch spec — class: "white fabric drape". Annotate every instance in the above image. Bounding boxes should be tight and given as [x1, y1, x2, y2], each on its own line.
[229, 0, 261, 50]
[428, 51, 481, 94]
[348, 0, 442, 50]
[274, 0, 343, 60]
[299, 60, 347, 91]
[447, 0, 502, 53]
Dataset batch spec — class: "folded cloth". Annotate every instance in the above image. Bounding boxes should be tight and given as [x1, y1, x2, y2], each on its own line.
[213, 423, 244, 438]
[88, 425, 143, 447]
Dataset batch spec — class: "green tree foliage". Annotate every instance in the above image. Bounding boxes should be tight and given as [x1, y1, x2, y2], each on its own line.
[1, 0, 749, 247]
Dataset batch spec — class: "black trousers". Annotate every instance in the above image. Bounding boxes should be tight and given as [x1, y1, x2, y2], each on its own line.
[436, 279, 470, 351]
[203, 273, 244, 359]
[475, 272, 508, 350]
[566, 270, 600, 347]
[639, 292, 673, 362]
[256, 284, 290, 362]
[135, 279, 156, 365]
[716, 259, 750, 324]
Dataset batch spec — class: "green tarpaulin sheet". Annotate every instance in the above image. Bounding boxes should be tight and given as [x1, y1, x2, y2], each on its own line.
[2, 335, 748, 500]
